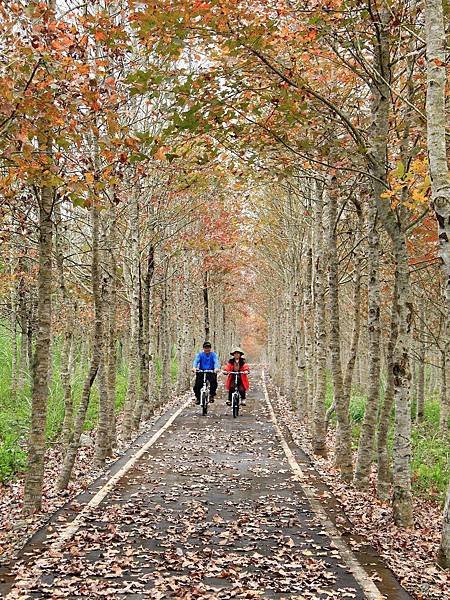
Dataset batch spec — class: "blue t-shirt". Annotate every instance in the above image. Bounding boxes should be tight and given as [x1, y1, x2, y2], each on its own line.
[193, 351, 219, 371]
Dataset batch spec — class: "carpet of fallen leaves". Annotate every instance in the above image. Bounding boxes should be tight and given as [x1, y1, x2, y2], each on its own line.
[5, 380, 368, 599]
[272, 385, 450, 600]
[0, 393, 185, 567]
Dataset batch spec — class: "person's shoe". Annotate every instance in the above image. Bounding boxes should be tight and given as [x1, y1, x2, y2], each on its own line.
[195, 399, 200, 405]
[210, 396, 215, 403]
[226, 400, 231, 406]
[241, 399, 246, 406]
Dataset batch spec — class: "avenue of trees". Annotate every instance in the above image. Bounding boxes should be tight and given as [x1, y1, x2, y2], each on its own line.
[0, 0, 448, 570]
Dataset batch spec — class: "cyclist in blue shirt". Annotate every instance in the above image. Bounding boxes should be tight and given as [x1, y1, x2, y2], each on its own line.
[192, 341, 220, 404]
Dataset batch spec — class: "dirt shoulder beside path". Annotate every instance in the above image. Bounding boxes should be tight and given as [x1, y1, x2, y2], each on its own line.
[3, 371, 413, 599]
[267, 375, 449, 600]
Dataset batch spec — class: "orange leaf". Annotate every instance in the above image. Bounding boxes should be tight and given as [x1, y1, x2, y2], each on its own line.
[154, 145, 169, 160]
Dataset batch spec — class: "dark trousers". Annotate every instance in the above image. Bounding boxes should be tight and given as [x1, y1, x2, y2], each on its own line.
[228, 381, 246, 402]
[194, 372, 217, 400]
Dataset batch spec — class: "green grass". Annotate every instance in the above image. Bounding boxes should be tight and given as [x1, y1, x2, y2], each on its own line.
[0, 325, 30, 482]
[0, 323, 132, 483]
[115, 364, 129, 411]
[411, 399, 449, 499]
[0, 432, 27, 482]
[326, 373, 449, 502]
[349, 393, 366, 424]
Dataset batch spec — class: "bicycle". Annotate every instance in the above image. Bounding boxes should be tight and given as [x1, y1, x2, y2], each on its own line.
[226, 371, 248, 418]
[196, 369, 215, 416]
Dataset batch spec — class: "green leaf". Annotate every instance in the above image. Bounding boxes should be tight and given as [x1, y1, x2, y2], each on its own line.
[55, 136, 70, 149]
[395, 161, 405, 178]
[129, 152, 149, 163]
[69, 193, 86, 208]
[174, 106, 201, 131]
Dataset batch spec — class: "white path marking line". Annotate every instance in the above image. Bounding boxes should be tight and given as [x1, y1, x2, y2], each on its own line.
[56, 398, 191, 546]
[261, 370, 384, 600]
[6, 398, 191, 599]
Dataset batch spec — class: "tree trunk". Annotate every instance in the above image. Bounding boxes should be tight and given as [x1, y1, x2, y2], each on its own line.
[57, 363, 99, 490]
[377, 274, 398, 500]
[416, 305, 426, 422]
[303, 229, 315, 421]
[17, 267, 29, 391]
[94, 211, 110, 467]
[9, 239, 18, 399]
[285, 279, 297, 402]
[57, 203, 103, 490]
[312, 183, 327, 457]
[203, 270, 210, 340]
[342, 200, 363, 406]
[425, 0, 450, 309]
[106, 203, 118, 453]
[326, 181, 352, 479]
[22, 186, 54, 515]
[439, 349, 449, 432]
[295, 281, 308, 418]
[367, 8, 413, 527]
[54, 199, 75, 448]
[134, 244, 154, 425]
[425, 0, 450, 558]
[121, 194, 141, 439]
[425, 0, 450, 450]
[176, 254, 192, 394]
[391, 238, 414, 527]
[438, 481, 450, 568]
[158, 277, 172, 405]
[61, 330, 74, 448]
[26, 318, 34, 375]
[354, 205, 382, 488]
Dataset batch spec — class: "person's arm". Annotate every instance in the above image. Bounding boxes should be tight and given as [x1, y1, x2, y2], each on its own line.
[213, 352, 220, 371]
[243, 363, 250, 373]
[192, 353, 201, 369]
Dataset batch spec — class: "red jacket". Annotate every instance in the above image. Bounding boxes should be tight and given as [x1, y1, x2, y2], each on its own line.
[224, 361, 250, 391]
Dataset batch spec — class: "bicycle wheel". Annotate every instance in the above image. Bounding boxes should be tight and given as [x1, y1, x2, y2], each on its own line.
[201, 391, 208, 415]
[232, 392, 239, 418]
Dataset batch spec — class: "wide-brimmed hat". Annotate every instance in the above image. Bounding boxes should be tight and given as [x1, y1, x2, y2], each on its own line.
[230, 347, 244, 356]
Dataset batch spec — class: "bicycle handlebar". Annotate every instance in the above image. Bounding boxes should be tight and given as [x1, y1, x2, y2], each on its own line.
[196, 369, 216, 372]
[223, 371, 248, 375]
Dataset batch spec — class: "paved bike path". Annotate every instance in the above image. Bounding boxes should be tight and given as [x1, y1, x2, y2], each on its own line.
[8, 376, 391, 599]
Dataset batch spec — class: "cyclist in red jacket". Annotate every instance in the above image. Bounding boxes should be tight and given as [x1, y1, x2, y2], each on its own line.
[223, 347, 250, 406]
